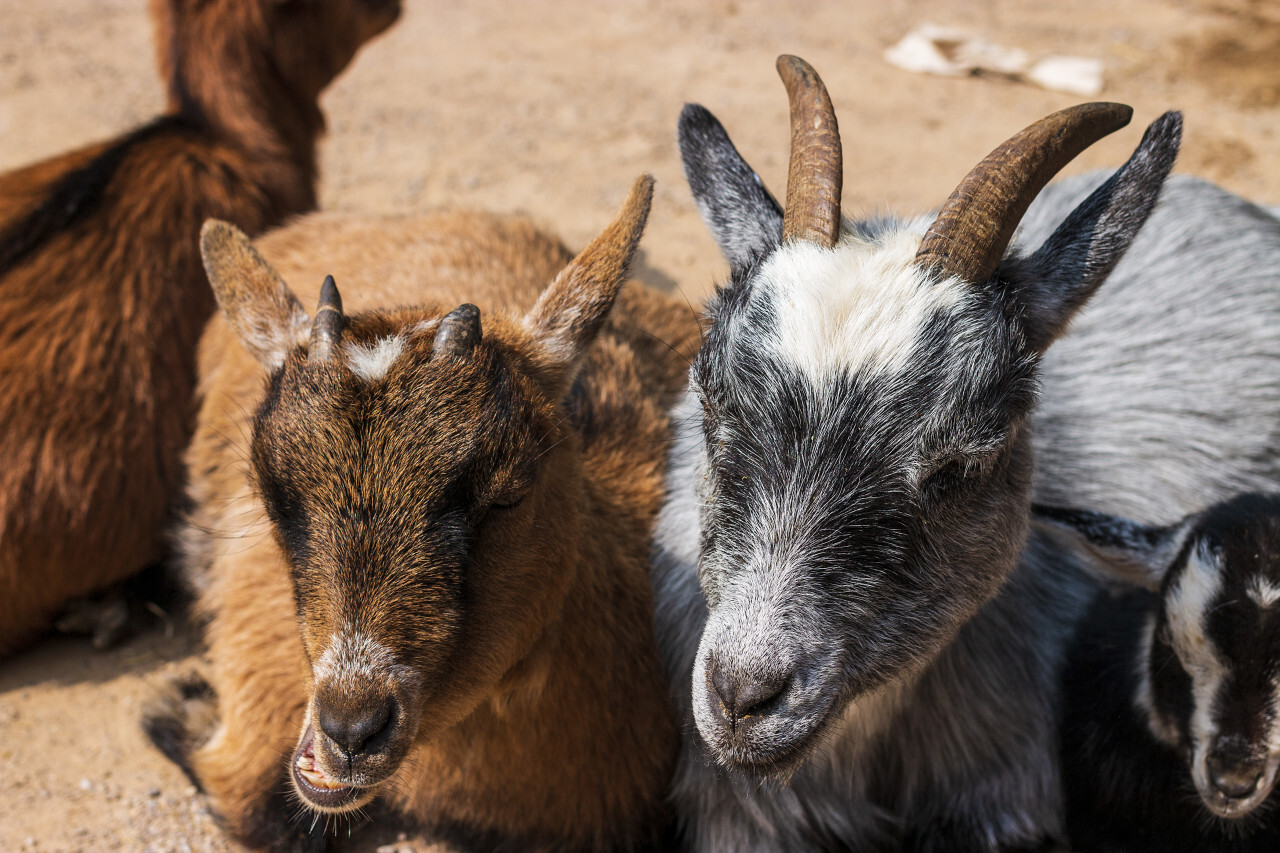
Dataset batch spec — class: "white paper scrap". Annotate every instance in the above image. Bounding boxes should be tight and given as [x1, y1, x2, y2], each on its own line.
[885, 25, 1104, 96]
[1026, 55, 1104, 97]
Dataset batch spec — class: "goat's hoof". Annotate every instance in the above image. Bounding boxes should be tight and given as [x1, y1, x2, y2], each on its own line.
[142, 672, 218, 791]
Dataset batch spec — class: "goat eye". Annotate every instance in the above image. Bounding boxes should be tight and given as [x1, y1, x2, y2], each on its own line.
[490, 492, 526, 512]
[921, 451, 996, 495]
[921, 458, 967, 493]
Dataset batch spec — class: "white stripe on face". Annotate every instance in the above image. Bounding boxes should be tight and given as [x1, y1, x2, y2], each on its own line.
[1165, 539, 1228, 788]
[313, 627, 405, 694]
[757, 227, 971, 385]
[344, 335, 406, 383]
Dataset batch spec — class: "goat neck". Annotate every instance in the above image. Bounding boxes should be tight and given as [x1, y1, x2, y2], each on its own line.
[154, 0, 401, 211]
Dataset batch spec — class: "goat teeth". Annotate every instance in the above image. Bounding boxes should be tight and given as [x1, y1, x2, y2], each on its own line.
[298, 766, 347, 790]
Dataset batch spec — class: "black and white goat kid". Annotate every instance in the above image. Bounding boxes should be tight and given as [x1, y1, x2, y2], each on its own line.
[1038, 495, 1280, 852]
[649, 53, 1280, 852]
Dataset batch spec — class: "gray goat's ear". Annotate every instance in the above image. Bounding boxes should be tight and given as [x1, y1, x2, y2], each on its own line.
[679, 103, 784, 273]
[1014, 111, 1182, 353]
[1031, 504, 1183, 591]
[200, 220, 310, 371]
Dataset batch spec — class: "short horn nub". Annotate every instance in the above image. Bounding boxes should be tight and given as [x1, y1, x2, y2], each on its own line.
[777, 54, 843, 249]
[433, 304, 482, 358]
[915, 102, 1133, 286]
[309, 275, 344, 363]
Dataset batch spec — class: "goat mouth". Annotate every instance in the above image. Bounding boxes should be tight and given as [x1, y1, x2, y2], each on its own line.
[290, 725, 373, 812]
[1201, 789, 1269, 820]
[716, 728, 826, 778]
[705, 672, 904, 779]
[1200, 780, 1277, 820]
[1196, 758, 1279, 820]
[702, 689, 838, 778]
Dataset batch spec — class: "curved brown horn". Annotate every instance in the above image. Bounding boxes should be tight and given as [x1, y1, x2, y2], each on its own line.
[309, 275, 343, 363]
[434, 303, 482, 358]
[777, 54, 843, 249]
[915, 102, 1133, 286]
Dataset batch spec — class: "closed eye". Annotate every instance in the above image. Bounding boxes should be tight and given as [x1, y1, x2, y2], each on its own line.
[486, 469, 534, 513]
[490, 494, 526, 511]
[920, 456, 979, 494]
[924, 458, 964, 485]
[918, 447, 1004, 503]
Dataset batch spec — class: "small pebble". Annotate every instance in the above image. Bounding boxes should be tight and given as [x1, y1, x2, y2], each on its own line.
[78, 778, 92, 791]
[147, 788, 161, 798]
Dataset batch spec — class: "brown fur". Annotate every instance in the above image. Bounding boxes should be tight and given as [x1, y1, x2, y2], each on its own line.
[0, 0, 399, 655]
[164, 180, 701, 851]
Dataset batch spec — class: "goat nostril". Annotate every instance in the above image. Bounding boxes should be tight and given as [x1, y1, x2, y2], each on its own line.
[710, 661, 734, 711]
[317, 695, 396, 759]
[1207, 753, 1264, 800]
[709, 659, 789, 726]
[736, 675, 788, 718]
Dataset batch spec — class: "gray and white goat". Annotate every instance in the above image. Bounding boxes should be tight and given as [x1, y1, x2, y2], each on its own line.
[1040, 495, 1280, 852]
[654, 54, 1280, 851]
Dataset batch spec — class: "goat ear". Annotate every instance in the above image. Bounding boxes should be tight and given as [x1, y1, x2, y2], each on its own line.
[679, 103, 784, 273]
[1013, 111, 1182, 352]
[200, 219, 310, 370]
[523, 175, 654, 398]
[1031, 504, 1184, 591]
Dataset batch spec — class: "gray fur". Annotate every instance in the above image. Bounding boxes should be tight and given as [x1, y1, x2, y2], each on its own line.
[657, 116, 1280, 851]
[655, 403, 1095, 851]
[657, 404, 1102, 850]
[1028, 175, 1280, 522]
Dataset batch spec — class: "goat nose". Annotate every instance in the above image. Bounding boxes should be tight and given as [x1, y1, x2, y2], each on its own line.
[709, 658, 789, 728]
[1207, 751, 1265, 800]
[317, 695, 396, 760]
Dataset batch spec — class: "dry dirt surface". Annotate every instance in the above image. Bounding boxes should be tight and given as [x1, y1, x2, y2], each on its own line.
[2, 0, 1279, 850]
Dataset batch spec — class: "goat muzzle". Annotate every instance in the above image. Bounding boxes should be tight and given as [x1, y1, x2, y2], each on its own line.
[291, 723, 369, 812]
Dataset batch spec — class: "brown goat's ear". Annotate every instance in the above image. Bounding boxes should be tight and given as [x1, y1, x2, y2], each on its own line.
[200, 219, 310, 370]
[522, 175, 654, 398]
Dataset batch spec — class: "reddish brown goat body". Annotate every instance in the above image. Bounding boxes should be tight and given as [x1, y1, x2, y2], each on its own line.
[0, 0, 399, 654]
[149, 178, 699, 851]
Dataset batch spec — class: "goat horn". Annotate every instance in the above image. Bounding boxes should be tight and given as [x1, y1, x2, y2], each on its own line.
[309, 275, 343, 363]
[777, 55, 843, 249]
[434, 303, 482, 358]
[915, 102, 1133, 286]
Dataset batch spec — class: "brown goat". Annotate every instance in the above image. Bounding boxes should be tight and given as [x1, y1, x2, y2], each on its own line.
[147, 177, 699, 851]
[0, 0, 399, 654]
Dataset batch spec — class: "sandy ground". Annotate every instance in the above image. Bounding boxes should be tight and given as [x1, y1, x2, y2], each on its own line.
[2, 0, 1280, 850]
